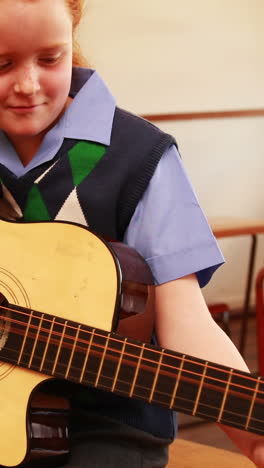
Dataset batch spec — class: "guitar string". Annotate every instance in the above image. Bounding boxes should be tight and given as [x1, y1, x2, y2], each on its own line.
[4, 325, 263, 408]
[0, 302, 258, 388]
[0, 307, 263, 399]
[1, 339, 263, 432]
[1, 324, 263, 431]
[0, 306, 263, 395]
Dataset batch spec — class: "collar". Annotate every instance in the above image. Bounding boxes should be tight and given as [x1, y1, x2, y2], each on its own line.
[64, 67, 116, 145]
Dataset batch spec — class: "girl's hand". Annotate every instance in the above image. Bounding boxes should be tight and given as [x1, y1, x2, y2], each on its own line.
[154, 275, 264, 466]
[252, 439, 264, 467]
[221, 426, 264, 467]
[0, 198, 22, 221]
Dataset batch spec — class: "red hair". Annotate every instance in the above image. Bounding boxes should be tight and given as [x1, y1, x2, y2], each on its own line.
[65, 0, 88, 67]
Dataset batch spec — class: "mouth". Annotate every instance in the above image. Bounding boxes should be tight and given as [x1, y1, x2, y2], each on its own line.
[8, 104, 43, 113]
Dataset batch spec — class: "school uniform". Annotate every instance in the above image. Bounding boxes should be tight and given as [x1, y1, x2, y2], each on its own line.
[0, 67, 224, 467]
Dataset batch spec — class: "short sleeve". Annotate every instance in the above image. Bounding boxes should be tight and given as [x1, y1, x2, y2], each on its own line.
[123, 145, 224, 287]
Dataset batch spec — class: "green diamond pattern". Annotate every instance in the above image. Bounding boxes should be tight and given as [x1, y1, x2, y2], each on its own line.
[68, 141, 106, 187]
[23, 185, 50, 221]
[22, 141, 106, 222]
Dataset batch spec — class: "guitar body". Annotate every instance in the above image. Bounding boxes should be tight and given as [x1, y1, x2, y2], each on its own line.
[1, 220, 262, 467]
[0, 220, 121, 467]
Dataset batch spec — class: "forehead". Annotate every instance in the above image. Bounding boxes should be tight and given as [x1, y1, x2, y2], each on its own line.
[0, 0, 72, 53]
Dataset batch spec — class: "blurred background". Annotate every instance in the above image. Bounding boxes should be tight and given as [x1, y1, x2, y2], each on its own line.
[77, 0, 264, 311]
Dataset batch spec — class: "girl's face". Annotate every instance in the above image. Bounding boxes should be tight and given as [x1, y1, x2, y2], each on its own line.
[0, 0, 73, 147]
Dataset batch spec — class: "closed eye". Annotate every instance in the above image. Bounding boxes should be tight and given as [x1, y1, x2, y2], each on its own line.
[39, 55, 62, 65]
[0, 62, 12, 71]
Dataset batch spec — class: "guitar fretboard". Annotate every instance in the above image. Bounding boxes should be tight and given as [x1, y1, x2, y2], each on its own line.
[0, 304, 263, 436]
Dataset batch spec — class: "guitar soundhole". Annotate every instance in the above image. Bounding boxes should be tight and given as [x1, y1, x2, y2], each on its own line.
[0, 294, 11, 351]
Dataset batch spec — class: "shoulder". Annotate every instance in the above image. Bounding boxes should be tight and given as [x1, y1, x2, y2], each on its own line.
[112, 107, 177, 149]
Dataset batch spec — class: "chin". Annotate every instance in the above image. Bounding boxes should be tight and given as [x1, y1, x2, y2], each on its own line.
[10, 126, 45, 138]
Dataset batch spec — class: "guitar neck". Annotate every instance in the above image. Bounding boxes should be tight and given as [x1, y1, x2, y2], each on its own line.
[1, 304, 264, 436]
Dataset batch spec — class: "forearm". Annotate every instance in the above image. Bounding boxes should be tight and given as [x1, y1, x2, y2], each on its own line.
[154, 276, 250, 370]
[154, 275, 264, 466]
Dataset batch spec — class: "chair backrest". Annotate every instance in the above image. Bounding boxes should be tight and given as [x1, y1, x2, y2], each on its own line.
[256, 267, 264, 376]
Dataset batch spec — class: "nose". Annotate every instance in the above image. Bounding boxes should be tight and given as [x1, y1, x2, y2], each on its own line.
[14, 65, 40, 96]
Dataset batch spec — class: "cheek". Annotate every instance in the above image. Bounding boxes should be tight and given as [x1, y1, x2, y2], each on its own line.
[44, 67, 72, 103]
[0, 78, 12, 104]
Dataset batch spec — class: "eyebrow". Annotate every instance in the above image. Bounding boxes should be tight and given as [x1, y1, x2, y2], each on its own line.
[37, 43, 69, 52]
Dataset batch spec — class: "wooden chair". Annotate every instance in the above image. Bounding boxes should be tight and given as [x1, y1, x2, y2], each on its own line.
[256, 267, 264, 375]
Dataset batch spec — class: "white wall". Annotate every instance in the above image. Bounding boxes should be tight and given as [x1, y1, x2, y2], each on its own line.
[77, 0, 264, 308]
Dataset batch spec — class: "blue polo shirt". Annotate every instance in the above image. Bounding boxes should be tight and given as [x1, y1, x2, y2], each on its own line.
[0, 67, 225, 440]
[0, 67, 224, 286]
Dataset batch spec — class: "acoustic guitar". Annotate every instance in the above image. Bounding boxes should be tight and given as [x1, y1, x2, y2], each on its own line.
[0, 220, 263, 467]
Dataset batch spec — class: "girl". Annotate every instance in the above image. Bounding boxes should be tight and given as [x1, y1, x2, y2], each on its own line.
[0, 0, 263, 466]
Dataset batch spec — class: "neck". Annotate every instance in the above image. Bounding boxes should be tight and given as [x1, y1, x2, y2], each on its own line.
[8, 134, 45, 167]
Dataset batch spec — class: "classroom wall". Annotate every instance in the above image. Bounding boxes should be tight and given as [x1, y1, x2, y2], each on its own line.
[77, 0, 264, 308]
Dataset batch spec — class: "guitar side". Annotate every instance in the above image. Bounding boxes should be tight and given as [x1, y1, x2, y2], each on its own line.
[0, 220, 120, 467]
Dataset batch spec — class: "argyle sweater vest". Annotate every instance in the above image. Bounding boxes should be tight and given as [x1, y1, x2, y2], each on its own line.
[0, 107, 177, 439]
[0, 108, 176, 240]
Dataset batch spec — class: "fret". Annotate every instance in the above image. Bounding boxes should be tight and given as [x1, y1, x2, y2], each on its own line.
[51, 320, 68, 376]
[89, 334, 129, 392]
[79, 328, 113, 387]
[250, 378, 264, 435]
[131, 346, 163, 401]
[129, 344, 145, 397]
[28, 313, 44, 369]
[79, 328, 96, 383]
[111, 337, 127, 392]
[221, 370, 258, 430]
[194, 362, 230, 421]
[17, 309, 34, 365]
[65, 324, 81, 379]
[39, 317, 55, 372]
[217, 368, 234, 423]
[192, 361, 208, 416]
[108, 339, 144, 396]
[245, 376, 262, 430]
[149, 349, 164, 403]
[169, 355, 186, 409]
[94, 333, 111, 388]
